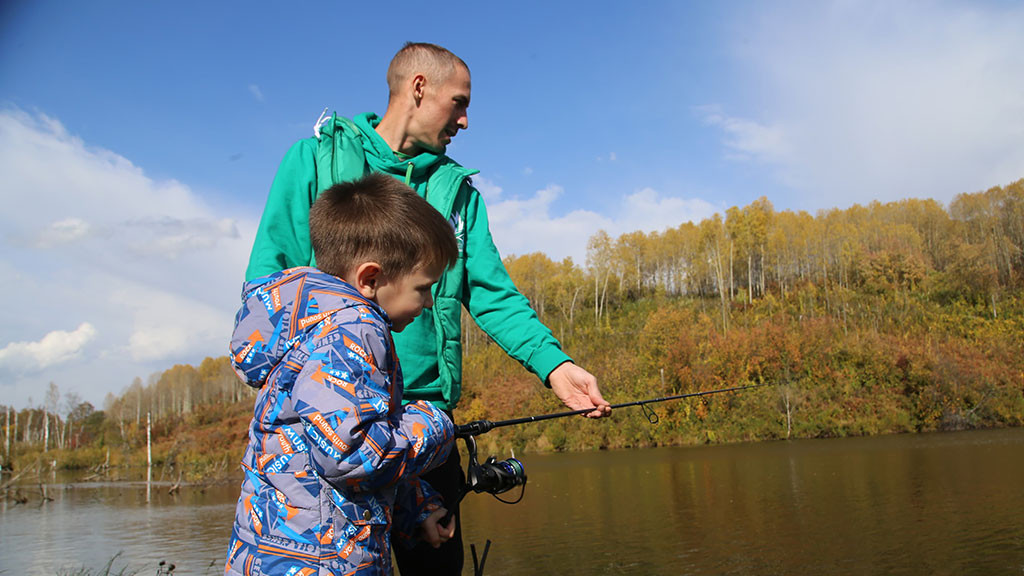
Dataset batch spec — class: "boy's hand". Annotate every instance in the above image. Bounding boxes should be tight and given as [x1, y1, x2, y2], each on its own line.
[548, 362, 611, 418]
[418, 507, 456, 548]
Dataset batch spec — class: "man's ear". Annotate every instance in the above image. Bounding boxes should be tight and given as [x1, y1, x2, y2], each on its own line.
[413, 74, 427, 104]
[353, 262, 384, 299]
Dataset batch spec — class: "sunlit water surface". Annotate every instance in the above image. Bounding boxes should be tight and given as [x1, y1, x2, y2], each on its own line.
[2, 428, 1022, 575]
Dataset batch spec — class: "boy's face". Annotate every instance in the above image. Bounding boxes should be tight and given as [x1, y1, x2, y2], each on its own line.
[375, 262, 443, 332]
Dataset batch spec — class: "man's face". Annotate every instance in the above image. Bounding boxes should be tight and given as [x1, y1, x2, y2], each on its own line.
[410, 65, 471, 154]
[374, 262, 443, 332]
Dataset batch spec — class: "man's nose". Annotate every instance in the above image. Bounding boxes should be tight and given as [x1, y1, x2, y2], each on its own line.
[457, 114, 468, 130]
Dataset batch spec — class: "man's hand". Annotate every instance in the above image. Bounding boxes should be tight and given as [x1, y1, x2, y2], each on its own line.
[547, 362, 611, 418]
[418, 507, 456, 549]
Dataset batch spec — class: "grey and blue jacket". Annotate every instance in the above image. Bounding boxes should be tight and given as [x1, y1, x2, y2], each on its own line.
[224, 267, 453, 576]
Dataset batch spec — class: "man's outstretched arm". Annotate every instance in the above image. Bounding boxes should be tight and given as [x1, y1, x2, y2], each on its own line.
[460, 188, 609, 417]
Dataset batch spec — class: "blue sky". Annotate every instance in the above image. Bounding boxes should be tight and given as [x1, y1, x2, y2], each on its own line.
[1, 0, 1022, 410]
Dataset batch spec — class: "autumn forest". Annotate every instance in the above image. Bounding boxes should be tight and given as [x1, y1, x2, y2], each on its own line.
[2, 180, 1023, 482]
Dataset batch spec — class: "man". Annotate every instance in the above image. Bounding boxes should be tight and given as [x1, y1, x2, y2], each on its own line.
[246, 42, 611, 575]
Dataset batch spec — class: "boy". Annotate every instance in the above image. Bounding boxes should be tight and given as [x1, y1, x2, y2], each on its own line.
[225, 174, 458, 576]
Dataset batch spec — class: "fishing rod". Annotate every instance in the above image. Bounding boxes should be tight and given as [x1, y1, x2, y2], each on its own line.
[451, 383, 764, 499]
[456, 383, 763, 438]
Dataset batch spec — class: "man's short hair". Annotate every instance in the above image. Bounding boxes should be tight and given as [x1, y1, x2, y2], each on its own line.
[387, 42, 469, 98]
[310, 174, 458, 279]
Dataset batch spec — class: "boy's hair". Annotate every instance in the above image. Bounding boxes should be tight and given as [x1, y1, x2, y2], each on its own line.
[310, 173, 459, 279]
[387, 42, 470, 99]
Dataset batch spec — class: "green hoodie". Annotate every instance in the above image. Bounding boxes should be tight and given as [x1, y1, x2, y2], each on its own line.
[246, 112, 571, 409]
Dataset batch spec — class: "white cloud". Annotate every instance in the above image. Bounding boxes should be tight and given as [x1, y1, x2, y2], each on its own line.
[706, 1, 1024, 208]
[248, 84, 265, 102]
[0, 108, 255, 408]
[36, 217, 93, 247]
[119, 216, 240, 259]
[114, 282, 233, 363]
[698, 105, 792, 166]
[0, 323, 97, 373]
[617, 188, 717, 233]
[31, 214, 239, 258]
[472, 174, 504, 202]
[484, 183, 716, 264]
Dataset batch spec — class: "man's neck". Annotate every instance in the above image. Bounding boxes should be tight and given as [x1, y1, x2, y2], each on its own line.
[374, 111, 421, 157]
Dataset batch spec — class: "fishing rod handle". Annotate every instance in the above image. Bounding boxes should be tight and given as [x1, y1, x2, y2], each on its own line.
[455, 420, 494, 438]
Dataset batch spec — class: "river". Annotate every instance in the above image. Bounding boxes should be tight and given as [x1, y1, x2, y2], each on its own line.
[2, 427, 1022, 575]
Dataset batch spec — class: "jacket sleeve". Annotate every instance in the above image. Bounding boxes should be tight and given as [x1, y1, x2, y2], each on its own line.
[461, 185, 573, 383]
[392, 478, 444, 548]
[292, 319, 454, 492]
[245, 138, 320, 281]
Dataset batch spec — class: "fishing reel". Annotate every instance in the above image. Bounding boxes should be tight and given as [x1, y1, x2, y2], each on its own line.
[462, 435, 527, 498]
[454, 427, 527, 504]
[438, 430, 527, 535]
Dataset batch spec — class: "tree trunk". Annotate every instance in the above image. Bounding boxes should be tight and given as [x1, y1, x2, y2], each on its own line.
[729, 240, 735, 301]
[747, 253, 753, 303]
[783, 390, 793, 439]
[599, 272, 610, 325]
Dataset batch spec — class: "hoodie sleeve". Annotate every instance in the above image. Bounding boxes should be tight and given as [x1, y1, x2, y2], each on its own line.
[245, 138, 320, 281]
[292, 317, 454, 492]
[461, 186, 573, 383]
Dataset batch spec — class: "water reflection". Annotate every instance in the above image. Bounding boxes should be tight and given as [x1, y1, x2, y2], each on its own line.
[1, 428, 1022, 575]
[458, 429, 1024, 576]
[1, 482, 237, 574]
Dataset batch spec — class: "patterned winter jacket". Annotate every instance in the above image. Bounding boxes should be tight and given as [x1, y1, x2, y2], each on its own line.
[224, 267, 454, 576]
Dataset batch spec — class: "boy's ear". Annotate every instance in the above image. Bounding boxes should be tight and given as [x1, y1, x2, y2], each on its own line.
[353, 262, 384, 299]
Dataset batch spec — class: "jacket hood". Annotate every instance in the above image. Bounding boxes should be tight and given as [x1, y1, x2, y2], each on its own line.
[230, 267, 387, 388]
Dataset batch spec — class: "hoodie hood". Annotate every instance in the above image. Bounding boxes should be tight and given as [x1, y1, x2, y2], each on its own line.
[352, 112, 478, 217]
[352, 112, 448, 182]
[230, 267, 387, 388]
